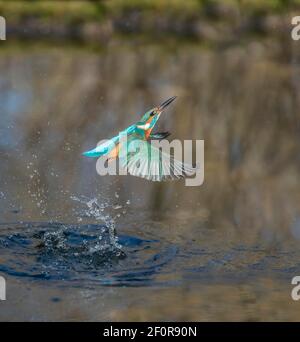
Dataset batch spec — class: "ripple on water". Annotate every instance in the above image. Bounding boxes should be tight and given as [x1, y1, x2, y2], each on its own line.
[0, 222, 178, 287]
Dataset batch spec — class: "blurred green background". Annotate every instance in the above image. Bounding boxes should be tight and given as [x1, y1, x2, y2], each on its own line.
[1, 0, 299, 43]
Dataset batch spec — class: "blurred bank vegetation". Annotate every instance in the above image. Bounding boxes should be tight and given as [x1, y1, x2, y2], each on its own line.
[0, 0, 299, 20]
[0, 0, 299, 42]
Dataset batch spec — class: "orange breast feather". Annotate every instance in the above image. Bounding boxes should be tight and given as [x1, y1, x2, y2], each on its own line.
[107, 144, 119, 160]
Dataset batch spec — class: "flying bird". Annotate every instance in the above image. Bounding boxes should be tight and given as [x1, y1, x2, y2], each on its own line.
[83, 96, 197, 181]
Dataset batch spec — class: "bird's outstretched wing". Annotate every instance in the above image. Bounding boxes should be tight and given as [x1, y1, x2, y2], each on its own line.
[119, 138, 197, 182]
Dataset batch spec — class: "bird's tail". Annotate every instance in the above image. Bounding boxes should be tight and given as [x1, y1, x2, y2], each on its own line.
[82, 147, 105, 158]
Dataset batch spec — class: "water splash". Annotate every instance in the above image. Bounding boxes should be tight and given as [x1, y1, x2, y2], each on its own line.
[0, 221, 177, 286]
[0, 194, 179, 286]
[70, 195, 125, 250]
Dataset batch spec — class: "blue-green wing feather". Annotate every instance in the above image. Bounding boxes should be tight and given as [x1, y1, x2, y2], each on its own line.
[119, 137, 196, 181]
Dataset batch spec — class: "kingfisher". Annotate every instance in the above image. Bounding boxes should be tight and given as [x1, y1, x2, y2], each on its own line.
[83, 96, 196, 181]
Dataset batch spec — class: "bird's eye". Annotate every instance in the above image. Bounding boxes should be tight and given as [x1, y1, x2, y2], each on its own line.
[150, 111, 155, 117]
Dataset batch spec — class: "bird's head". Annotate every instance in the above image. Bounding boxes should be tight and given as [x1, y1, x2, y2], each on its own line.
[136, 96, 176, 131]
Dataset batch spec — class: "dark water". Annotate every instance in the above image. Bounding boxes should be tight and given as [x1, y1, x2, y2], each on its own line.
[2, 219, 300, 287]
[1, 39, 300, 321]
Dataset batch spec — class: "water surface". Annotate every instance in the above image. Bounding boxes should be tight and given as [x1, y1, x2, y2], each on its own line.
[0, 39, 300, 321]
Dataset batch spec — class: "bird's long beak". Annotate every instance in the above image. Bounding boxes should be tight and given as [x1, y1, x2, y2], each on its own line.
[158, 96, 177, 112]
